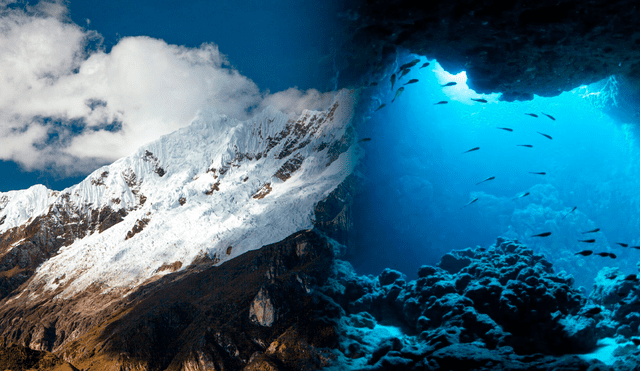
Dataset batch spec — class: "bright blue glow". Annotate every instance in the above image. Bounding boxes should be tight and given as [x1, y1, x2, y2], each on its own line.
[352, 59, 640, 288]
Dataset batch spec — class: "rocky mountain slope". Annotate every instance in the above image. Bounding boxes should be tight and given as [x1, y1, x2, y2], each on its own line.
[0, 89, 359, 370]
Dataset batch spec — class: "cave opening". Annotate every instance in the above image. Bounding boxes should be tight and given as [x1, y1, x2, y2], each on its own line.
[349, 56, 640, 291]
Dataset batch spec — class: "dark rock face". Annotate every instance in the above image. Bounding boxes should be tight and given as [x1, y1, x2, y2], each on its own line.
[0, 230, 338, 371]
[337, 0, 640, 102]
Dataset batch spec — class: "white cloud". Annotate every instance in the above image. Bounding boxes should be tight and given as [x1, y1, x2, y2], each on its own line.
[0, 1, 337, 177]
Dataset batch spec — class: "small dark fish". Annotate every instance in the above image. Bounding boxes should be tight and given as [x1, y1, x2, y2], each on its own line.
[537, 132, 553, 140]
[514, 192, 530, 199]
[391, 87, 404, 103]
[562, 206, 577, 220]
[471, 98, 488, 103]
[399, 68, 411, 79]
[358, 138, 372, 143]
[578, 239, 596, 243]
[460, 197, 479, 209]
[419, 62, 430, 69]
[596, 252, 616, 258]
[632, 246, 640, 250]
[609, 253, 618, 258]
[625, 274, 639, 281]
[497, 127, 513, 132]
[441, 82, 457, 87]
[435, 101, 449, 105]
[390, 73, 396, 90]
[404, 79, 419, 85]
[517, 144, 533, 148]
[475, 176, 496, 185]
[581, 228, 600, 234]
[369, 82, 378, 86]
[375, 103, 386, 111]
[532, 232, 552, 237]
[541, 112, 556, 121]
[575, 250, 593, 256]
[584, 307, 602, 316]
[399, 59, 420, 71]
[529, 172, 546, 175]
[617, 243, 629, 247]
[463, 147, 480, 153]
[525, 113, 539, 118]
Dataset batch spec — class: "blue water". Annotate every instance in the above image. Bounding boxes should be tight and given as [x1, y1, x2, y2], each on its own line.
[350, 58, 640, 290]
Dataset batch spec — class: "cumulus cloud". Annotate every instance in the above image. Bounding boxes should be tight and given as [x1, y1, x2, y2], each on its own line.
[0, 1, 335, 176]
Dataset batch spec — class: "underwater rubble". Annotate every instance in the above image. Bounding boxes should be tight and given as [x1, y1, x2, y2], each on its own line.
[318, 237, 640, 371]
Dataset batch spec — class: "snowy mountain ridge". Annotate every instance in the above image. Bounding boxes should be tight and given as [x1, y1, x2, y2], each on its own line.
[0, 89, 358, 299]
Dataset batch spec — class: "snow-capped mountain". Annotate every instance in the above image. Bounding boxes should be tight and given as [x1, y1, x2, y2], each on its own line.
[0, 89, 358, 300]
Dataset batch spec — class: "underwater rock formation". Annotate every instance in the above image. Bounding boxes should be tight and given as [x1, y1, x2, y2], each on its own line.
[318, 237, 617, 370]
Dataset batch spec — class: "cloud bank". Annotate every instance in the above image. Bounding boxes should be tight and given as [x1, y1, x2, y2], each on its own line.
[0, 1, 338, 175]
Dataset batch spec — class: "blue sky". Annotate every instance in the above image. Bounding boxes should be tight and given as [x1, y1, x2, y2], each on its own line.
[0, 0, 343, 192]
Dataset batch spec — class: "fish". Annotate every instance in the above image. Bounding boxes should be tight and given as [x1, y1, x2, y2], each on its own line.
[578, 239, 596, 243]
[390, 73, 396, 90]
[399, 59, 420, 71]
[435, 101, 449, 105]
[391, 87, 404, 103]
[609, 253, 618, 258]
[541, 112, 556, 121]
[632, 246, 640, 250]
[532, 232, 552, 237]
[517, 144, 533, 148]
[514, 192, 530, 199]
[358, 138, 372, 143]
[625, 274, 639, 281]
[497, 127, 513, 132]
[584, 307, 602, 316]
[375, 103, 386, 111]
[460, 197, 479, 209]
[537, 132, 553, 140]
[529, 172, 546, 175]
[525, 113, 539, 118]
[596, 252, 616, 258]
[463, 147, 480, 153]
[581, 228, 600, 234]
[562, 206, 577, 219]
[471, 98, 488, 103]
[419, 62, 430, 69]
[617, 243, 629, 247]
[475, 176, 496, 185]
[404, 79, 419, 85]
[441, 82, 457, 87]
[399, 68, 411, 79]
[575, 250, 593, 256]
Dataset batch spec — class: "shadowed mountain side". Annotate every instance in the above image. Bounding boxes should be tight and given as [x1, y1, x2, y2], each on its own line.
[0, 230, 339, 371]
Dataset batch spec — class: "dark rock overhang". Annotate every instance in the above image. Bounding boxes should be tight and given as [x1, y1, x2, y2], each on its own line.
[335, 0, 640, 106]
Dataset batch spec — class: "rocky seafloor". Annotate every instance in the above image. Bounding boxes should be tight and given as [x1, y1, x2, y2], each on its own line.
[309, 237, 640, 371]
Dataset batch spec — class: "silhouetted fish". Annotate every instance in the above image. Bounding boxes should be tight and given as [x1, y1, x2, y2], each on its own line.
[596, 252, 616, 258]
[584, 307, 602, 316]
[404, 79, 419, 85]
[375, 103, 386, 111]
[578, 239, 596, 243]
[529, 172, 546, 175]
[435, 101, 448, 105]
[463, 147, 480, 153]
[609, 253, 617, 258]
[517, 144, 533, 148]
[514, 192, 530, 199]
[497, 127, 513, 132]
[399, 68, 411, 79]
[541, 112, 556, 121]
[562, 206, 577, 219]
[390, 73, 396, 90]
[532, 232, 552, 237]
[399, 59, 420, 71]
[471, 98, 488, 103]
[581, 228, 600, 234]
[632, 246, 640, 250]
[575, 250, 593, 256]
[391, 87, 404, 103]
[441, 82, 457, 87]
[525, 113, 538, 118]
[625, 274, 639, 281]
[475, 176, 496, 185]
[460, 197, 479, 209]
[617, 243, 629, 247]
[358, 138, 372, 143]
[537, 131, 553, 140]
[419, 62, 430, 69]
